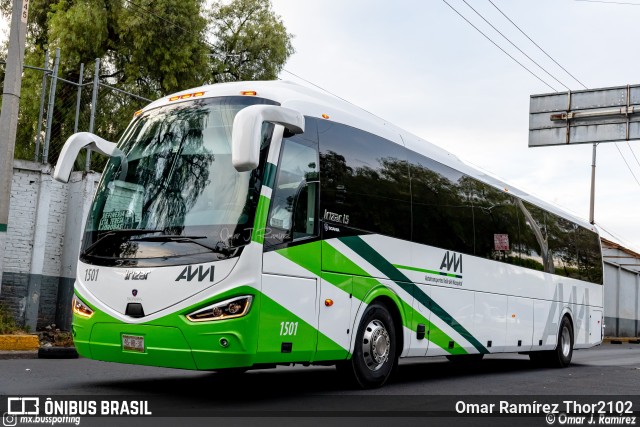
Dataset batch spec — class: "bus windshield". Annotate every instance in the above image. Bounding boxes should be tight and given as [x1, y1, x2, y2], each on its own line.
[81, 96, 276, 267]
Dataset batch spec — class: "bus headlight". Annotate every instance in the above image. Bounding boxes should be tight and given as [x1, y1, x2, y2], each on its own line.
[72, 295, 94, 318]
[186, 296, 253, 322]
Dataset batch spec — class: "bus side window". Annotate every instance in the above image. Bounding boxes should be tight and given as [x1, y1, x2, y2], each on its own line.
[265, 136, 319, 249]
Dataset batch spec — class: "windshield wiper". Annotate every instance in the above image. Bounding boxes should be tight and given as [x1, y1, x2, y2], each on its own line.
[85, 229, 163, 254]
[131, 235, 235, 256]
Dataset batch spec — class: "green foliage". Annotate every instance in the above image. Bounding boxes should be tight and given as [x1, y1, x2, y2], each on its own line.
[208, 0, 294, 82]
[0, 304, 26, 334]
[1, 0, 294, 166]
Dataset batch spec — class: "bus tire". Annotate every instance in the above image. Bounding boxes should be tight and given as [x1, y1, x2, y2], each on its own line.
[552, 315, 574, 368]
[529, 315, 573, 368]
[344, 303, 397, 389]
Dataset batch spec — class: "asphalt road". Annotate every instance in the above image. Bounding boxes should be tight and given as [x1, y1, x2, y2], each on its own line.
[1, 343, 639, 427]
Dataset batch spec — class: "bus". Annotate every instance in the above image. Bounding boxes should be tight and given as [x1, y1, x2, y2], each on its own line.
[54, 80, 604, 388]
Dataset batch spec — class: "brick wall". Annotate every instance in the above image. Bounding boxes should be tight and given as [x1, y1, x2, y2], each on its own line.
[0, 160, 100, 330]
[4, 164, 39, 275]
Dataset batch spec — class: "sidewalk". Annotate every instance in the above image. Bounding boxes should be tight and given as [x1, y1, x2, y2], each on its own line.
[0, 334, 78, 359]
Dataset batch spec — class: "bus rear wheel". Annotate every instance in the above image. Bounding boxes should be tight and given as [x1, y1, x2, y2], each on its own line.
[339, 303, 397, 389]
[529, 315, 573, 368]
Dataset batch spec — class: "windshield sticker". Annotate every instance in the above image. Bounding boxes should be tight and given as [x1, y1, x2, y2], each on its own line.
[98, 210, 136, 231]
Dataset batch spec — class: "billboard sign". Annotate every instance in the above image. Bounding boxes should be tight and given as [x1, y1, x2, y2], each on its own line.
[529, 84, 640, 147]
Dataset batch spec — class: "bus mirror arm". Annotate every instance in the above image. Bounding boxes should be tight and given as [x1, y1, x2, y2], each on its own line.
[53, 132, 123, 183]
[232, 105, 305, 172]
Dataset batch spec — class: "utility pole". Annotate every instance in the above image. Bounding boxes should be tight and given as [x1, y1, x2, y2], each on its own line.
[589, 143, 597, 225]
[0, 0, 30, 291]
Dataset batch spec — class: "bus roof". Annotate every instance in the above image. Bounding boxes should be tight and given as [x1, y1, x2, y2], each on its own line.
[144, 80, 597, 232]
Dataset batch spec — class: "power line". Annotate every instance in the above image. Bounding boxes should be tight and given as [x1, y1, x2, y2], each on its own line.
[627, 142, 640, 169]
[460, 0, 571, 91]
[575, 0, 640, 5]
[488, 0, 589, 89]
[478, 0, 640, 190]
[124, 0, 358, 106]
[440, 0, 558, 91]
[595, 222, 638, 250]
[613, 142, 640, 186]
[134, 0, 637, 198]
[280, 69, 353, 104]
[445, 0, 640, 233]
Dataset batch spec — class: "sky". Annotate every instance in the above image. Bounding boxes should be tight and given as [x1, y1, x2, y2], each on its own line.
[269, 0, 640, 251]
[1, 0, 639, 250]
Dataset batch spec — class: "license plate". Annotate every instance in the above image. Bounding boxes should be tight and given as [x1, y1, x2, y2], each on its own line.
[122, 334, 145, 352]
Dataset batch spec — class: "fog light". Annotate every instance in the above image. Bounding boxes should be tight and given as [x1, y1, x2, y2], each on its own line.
[220, 338, 229, 348]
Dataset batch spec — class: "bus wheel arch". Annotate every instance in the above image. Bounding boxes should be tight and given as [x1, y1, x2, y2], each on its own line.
[529, 313, 574, 368]
[369, 295, 404, 357]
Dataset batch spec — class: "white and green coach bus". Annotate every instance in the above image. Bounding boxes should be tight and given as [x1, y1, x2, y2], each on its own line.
[54, 81, 603, 388]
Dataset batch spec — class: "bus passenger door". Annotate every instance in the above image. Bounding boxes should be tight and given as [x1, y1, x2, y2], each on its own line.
[259, 125, 321, 363]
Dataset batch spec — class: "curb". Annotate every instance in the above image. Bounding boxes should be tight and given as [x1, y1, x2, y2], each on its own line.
[0, 350, 38, 360]
[0, 334, 40, 351]
[38, 346, 79, 359]
[604, 337, 640, 344]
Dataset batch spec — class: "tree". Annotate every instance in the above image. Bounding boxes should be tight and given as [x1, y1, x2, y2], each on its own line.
[0, 0, 294, 164]
[207, 0, 294, 82]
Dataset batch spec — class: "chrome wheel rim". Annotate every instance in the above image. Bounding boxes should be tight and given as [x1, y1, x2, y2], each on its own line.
[362, 319, 390, 371]
[561, 325, 571, 357]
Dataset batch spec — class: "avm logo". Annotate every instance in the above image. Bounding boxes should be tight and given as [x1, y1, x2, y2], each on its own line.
[175, 265, 215, 282]
[440, 251, 462, 274]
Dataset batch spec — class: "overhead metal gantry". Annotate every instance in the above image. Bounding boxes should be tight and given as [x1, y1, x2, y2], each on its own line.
[529, 84, 640, 223]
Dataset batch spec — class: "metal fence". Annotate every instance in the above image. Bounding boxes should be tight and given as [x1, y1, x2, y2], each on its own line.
[0, 48, 152, 170]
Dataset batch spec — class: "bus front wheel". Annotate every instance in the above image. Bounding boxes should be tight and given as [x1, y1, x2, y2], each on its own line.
[339, 303, 397, 389]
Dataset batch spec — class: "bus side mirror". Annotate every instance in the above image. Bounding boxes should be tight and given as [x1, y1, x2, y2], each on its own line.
[232, 105, 305, 172]
[53, 132, 119, 183]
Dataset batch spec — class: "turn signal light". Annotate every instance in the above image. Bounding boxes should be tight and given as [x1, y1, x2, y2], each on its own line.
[72, 295, 94, 319]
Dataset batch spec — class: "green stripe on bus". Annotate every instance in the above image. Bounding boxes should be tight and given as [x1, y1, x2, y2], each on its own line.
[251, 194, 271, 243]
[394, 264, 462, 279]
[257, 292, 349, 362]
[263, 162, 277, 189]
[277, 242, 468, 355]
[0, 223, 6, 232]
[339, 235, 489, 355]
